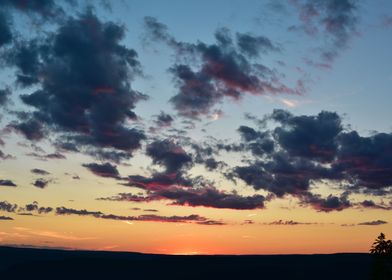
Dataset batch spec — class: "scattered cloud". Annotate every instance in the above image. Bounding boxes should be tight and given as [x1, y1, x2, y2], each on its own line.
[358, 220, 387, 226]
[31, 168, 50, 176]
[0, 179, 17, 187]
[265, 219, 318, 225]
[4, 10, 147, 161]
[144, 17, 303, 119]
[0, 215, 13, 220]
[55, 206, 225, 225]
[288, 0, 359, 68]
[32, 178, 50, 189]
[101, 186, 265, 210]
[83, 162, 120, 179]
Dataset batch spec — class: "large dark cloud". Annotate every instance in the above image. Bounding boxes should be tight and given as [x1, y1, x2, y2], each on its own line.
[233, 153, 337, 197]
[6, 10, 146, 161]
[271, 110, 343, 162]
[83, 162, 120, 179]
[114, 138, 265, 210]
[334, 131, 392, 191]
[144, 17, 302, 119]
[227, 109, 392, 211]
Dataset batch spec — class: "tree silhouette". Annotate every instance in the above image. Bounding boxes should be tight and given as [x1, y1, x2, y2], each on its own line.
[370, 233, 392, 257]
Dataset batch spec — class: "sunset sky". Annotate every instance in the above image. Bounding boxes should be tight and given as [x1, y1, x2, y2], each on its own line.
[0, 0, 391, 255]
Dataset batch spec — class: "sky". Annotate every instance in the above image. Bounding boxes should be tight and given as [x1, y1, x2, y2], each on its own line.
[0, 0, 391, 255]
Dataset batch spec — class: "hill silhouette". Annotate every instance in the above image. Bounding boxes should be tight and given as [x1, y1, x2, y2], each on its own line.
[1, 246, 390, 279]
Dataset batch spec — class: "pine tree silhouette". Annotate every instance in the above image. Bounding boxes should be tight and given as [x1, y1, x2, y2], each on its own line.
[370, 233, 392, 257]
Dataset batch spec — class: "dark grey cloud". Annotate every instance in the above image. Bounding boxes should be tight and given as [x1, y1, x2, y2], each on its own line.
[236, 32, 280, 57]
[0, 0, 64, 18]
[0, 201, 18, 212]
[358, 220, 388, 226]
[300, 193, 351, 212]
[144, 209, 158, 212]
[197, 220, 226, 226]
[123, 140, 195, 191]
[27, 152, 66, 161]
[83, 162, 120, 179]
[0, 88, 11, 106]
[32, 178, 50, 189]
[0, 215, 13, 220]
[237, 125, 274, 156]
[190, 141, 227, 171]
[23, 202, 53, 214]
[31, 168, 50, 175]
[0, 12, 12, 47]
[126, 172, 193, 191]
[238, 125, 264, 142]
[55, 207, 103, 217]
[98, 193, 153, 202]
[359, 200, 392, 210]
[10, 119, 45, 141]
[226, 110, 392, 211]
[0, 179, 17, 187]
[0, 0, 65, 48]
[334, 131, 392, 192]
[144, 17, 302, 119]
[289, 0, 359, 67]
[146, 140, 193, 173]
[56, 206, 224, 225]
[233, 153, 336, 197]
[203, 158, 226, 171]
[5, 10, 146, 161]
[119, 139, 260, 210]
[99, 186, 265, 210]
[271, 110, 342, 162]
[143, 16, 176, 47]
[154, 111, 174, 127]
[151, 187, 265, 210]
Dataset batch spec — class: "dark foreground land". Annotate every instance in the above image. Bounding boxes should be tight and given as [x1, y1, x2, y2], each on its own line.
[0, 246, 391, 279]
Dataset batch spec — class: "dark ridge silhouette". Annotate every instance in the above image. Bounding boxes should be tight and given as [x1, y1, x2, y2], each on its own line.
[0, 246, 391, 279]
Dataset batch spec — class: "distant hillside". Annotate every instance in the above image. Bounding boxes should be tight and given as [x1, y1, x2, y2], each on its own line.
[0, 246, 389, 279]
